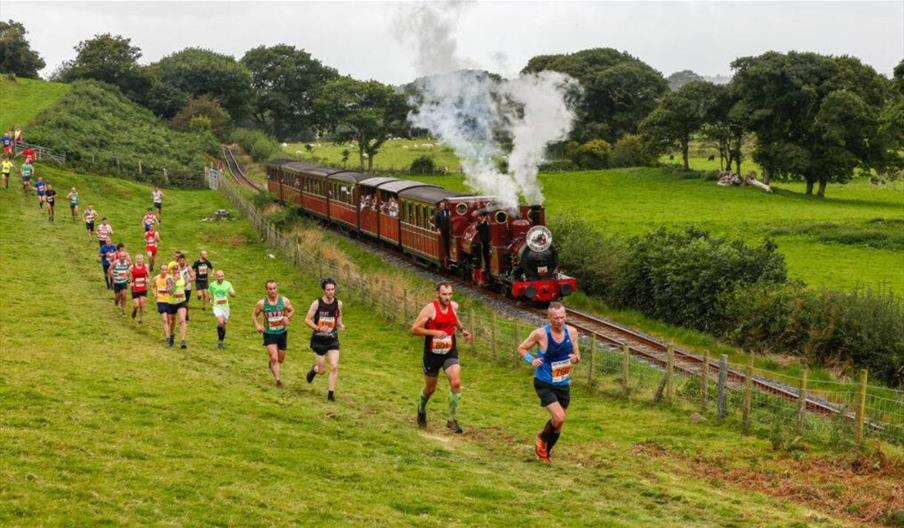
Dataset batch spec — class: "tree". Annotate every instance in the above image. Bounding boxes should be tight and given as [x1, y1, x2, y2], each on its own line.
[702, 84, 748, 176]
[61, 34, 147, 98]
[315, 77, 409, 171]
[640, 80, 719, 170]
[240, 45, 337, 140]
[155, 48, 253, 121]
[171, 96, 231, 140]
[0, 20, 45, 78]
[666, 70, 704, 90]
[732, 52, 896, 196]
[522, 48, 668, 142]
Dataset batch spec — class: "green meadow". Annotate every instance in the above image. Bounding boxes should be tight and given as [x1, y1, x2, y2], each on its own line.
[3, 167, 892, 527]
[0, 77, 69, 133]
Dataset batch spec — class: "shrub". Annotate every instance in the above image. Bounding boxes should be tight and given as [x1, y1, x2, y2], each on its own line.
[231, 128, 281, 163]
[609, 134, 657, 167]
[548, 215, 628, 301]
[570, 139, 611, 169]
[409, 155, 436, 175]
[539, 159, 577, 172]
[171, 95, 230, 140]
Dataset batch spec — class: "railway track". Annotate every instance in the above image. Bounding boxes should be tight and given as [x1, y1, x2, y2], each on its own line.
[221, 153, 873, 428]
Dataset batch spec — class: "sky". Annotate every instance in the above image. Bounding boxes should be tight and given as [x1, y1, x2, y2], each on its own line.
[4, 1, 902, 84]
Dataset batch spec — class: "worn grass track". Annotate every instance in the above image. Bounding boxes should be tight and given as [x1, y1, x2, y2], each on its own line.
[0, 168, 868, 527]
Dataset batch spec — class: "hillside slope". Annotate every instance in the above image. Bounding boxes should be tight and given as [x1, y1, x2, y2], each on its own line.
[0, 76, 69, 132]
[2, 168, 899, 526]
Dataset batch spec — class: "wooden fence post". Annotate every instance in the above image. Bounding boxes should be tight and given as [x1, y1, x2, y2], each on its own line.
[700, 353, 709, 413]
[797, 368, 808, 434]
[621, 344, 630, 398]
[491, 312, 497, 360]
[513, 321, 521, 367]
[402, 289, 409, 322]
[717, 354, 728, 419]
[742, 357, 753, 433]
[666, 344, 674, 404]
[588, 337, 596, 391]
[855, 369, 868, 447]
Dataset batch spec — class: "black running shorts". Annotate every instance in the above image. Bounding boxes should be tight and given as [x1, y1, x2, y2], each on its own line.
[113, 283, 128, 293]
[131, 291, 147, 299]
[263, 332, 288, 350]
[423, 351, 459, 377]
[167, 302, 187, 315]
[310, 334, 340, 355]
[533, 378, 571, 409]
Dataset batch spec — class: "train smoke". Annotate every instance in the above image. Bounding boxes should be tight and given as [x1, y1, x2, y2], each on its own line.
[395, 2, 579, 209]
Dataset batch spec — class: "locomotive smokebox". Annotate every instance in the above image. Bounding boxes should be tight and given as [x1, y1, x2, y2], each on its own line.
[528, 204, 543, 226]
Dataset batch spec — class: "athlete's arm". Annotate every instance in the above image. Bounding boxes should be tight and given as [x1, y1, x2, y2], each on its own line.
[336, 300, 345, 331]
[568, 325, 581, 363]
[303, 300, 319, 331]
[252, 300, 264, 333]
[229, 286, 236, 297]
[283, 297, 295, 323]
[411, 304, 442, 337]
[450, 301, 471, 340]
[517, 328, 545, 368]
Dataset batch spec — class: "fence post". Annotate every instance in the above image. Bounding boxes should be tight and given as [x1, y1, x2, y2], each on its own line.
[588, 337, 596, 391]
[402, 289, 409, 321]
[513, 321, 521, 367]
[491, 312, 497, 360]
[666, 343, 674, 404]
[621, 344, 630, 398]
[855, 369, 868, 447]
[138, 160, 142, 175]
[700, 353, 709, 413]
[317, 251, 324, 280]
[717, 354, 728, 419]
[468, 310, 475, 355]
[796, 368, 808, 434]
[742, 357, 753, 433]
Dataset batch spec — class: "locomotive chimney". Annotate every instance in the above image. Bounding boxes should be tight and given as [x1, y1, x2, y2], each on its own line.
[529, 205, 542, 226]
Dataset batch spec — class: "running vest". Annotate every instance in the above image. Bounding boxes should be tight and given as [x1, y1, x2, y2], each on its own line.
[144, 231, 158, 247]
[263, 296, 288, 334]
[152, 190, 163, 203]
[2, 161, 12, 173]
[69, 192, 79, 205]
[424, 300, 458, 355]
[168, 275, 186, 304]
[154, 275, 169, 302]
[313, 298, 340, 338]
[209, 280, 233, 307]
[179, 267, 192, 291]
[535, 324, 574, 387]
[84, 210, 97, 223]
[22, 165, 33, 178]
[35, 180, 45, 193]
[112, 261, 130, 285]
[97, 223, 112, 240]
[130, 265, 148, 293]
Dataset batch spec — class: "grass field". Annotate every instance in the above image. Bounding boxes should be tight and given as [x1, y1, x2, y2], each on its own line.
[0, 77, 69, 133]
[5, 167, 901, 526]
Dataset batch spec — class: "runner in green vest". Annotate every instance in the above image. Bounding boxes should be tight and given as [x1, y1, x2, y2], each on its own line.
[67, 187, 80, 222]
[253, 280, 295, 388]
[167, 261, 189, 349]
[209, 270, 236, 349]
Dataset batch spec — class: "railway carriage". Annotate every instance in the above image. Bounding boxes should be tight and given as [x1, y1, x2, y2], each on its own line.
[326, 171, 369, 230]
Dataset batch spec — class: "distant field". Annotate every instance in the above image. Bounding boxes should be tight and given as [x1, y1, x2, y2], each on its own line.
[285, 138, 463, 173]
[0, 77, 69, 132]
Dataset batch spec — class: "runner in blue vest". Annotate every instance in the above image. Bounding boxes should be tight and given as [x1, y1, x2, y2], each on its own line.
[517, 302, 581, 464]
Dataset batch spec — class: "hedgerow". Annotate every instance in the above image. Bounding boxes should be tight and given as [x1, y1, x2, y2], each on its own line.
[230, 127, 281, 163]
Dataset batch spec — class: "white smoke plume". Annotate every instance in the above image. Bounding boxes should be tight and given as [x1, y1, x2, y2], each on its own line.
[395, 2, 579, 208]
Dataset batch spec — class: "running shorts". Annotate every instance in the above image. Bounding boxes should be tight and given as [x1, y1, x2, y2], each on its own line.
[533, 378, 571, 409]
[113, 283, 128, 293]
[423, 351, 459, 377]
[263, 332, 288, 350]
[154, 202, 162, 211]
[70, 203, 78, 209]
[310, 334, 340, 355]
[195, 280, 208, 291]
[157, 302, 169, 314]
[2, 172, 9, 178]
[167, 302, 187, 315]
[212, 305, 230, 320]
[131, 291, 147, 299]
[86, 221, 95, 232]
[146, 246, 157, 256]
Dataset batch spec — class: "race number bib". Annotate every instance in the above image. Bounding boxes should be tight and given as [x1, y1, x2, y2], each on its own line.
[551, 359, 573, 384]
[317, 316, 336, 335]
[267, 314, 285, 330]
[216, 299, 228, 305]
[431, 334, 453, 355]
[198, 264, 208, 274]
[134, 277, 146, 289]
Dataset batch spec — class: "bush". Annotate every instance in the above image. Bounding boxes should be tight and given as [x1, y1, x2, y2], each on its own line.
[171, 95, 230, 140]
[570, 139, 611, 169]
[539, 159, 577, 172]
[548, 215, 628, 301]
[409, 155, 436, 175]
[609, 134, 658, 167]
[231, 128, 281, 163]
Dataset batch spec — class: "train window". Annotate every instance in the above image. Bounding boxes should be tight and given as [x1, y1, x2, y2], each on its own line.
[455, 203, 468, 216]
[495, 211, 508, 224]
[427, 207, 435, 228]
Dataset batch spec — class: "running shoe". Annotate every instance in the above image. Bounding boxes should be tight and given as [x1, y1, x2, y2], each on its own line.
[275, 379, 284, 389]
[446, 420, 463, 434]
[327, 391, 335, 402]
[217, 341, 224, 350]
[535, 435, 551, 465]
[180, 340, 187, 349]
[306, 368, 316, 384]
[417, 411, 427, 429]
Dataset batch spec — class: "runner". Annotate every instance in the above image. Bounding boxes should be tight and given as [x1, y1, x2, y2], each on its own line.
[142, 208, 158, 232]
[252, 280, 295, 388]
[1, 156, 13, 190]
[192, 251, 213, 310]
[144, 227, 160, 271]
[152, 186, 164, 221]
[96, 217, 113, 250]
[410, 281, 471, 433]
[113, 242, 131, 265]
[176, 253, 194, 321]
[304, 278, 345, 401]
[129, 254, 150, 323]
[99, 236, 116, 290]
[34, 175, 45, 208]
[44, 183, 56, 222]
[110, 251, 132, 316]
[20, 160, 33, 193]
[516, 302, 581, 465]
[154, 263, 173, 345]
[166, 260, 189, 348]
[209, 270, 236, 349]
[83, 206, 98, 241]
[66, 187, 79, 222]
[1, 131, 11, 156]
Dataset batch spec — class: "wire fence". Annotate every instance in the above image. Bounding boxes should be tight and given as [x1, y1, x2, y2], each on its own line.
[217, 174, 904, 449]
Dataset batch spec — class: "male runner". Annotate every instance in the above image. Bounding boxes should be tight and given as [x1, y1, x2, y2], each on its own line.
[192, 251, 213, 310]
[304, 278, 345, 401]
[113, 242, 131, 265]
[176, 253, 194, 320]
[144, 227, 160, 271]
[96, 218, 113, 249]
[253, 280, 295, 388]
[67, 187, 80, 222]
[209, 270, 236, 349]
[516, 302, 581, 465]
[142, 208, 158, 232]
[152, 186, 164, 220]
[411, 281, 471, 433]
[130, 254, 149, 323]
[1, 156, 13, 190]
[167, 260, 188, 348]
[154, 263, 172, 345]
[83, 205, 97, 240]
[34, 176, 45, 208]
[44, 183, 56, 222]
[110, 251, 132, 315]
[20, 160, 33, 192]
[99, 236, 117, 289]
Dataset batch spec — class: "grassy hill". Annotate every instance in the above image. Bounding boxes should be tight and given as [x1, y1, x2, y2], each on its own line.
[0, 76, 70, 133]
[3, 167, 901, 526]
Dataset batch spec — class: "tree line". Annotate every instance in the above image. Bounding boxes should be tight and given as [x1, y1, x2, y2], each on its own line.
[2, 20, 901, 195]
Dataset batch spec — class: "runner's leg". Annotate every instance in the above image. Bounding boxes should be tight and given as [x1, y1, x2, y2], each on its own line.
[327, 349, 340, 393]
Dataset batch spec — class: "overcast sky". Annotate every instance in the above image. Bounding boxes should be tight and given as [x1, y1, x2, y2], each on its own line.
[5, 1, 903, 84]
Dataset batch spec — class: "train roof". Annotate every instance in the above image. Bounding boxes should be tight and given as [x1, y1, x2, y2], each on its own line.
[358, 176, 399, 188]
[400, 187, 462, 204]
[327, 171, 370, 184]
[378, 180, 437, 194]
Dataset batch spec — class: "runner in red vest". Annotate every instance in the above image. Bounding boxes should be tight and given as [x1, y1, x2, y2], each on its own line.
[411, 281, 471, 433]
[144, 228, 160, 271]
[130, 254, 150, 323]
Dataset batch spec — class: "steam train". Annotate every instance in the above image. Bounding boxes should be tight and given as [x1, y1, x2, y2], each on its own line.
[266, 160, 576, 303]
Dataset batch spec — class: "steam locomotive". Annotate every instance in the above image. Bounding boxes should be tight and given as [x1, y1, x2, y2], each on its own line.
[266, 160, 576, 303]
